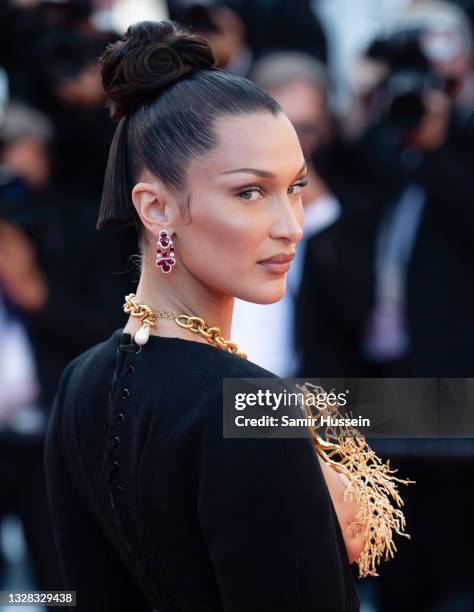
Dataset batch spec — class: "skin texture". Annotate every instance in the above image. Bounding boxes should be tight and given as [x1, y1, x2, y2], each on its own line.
[123, 109, 366, 564]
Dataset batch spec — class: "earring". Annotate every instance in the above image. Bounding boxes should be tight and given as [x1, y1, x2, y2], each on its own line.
[155, 229, 176, 273]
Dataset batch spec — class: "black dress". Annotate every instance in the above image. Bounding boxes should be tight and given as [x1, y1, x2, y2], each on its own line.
[44, 329, 360, 611]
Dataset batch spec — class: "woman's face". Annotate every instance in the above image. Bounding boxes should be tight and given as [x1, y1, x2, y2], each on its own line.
[176, 111, 306, 304]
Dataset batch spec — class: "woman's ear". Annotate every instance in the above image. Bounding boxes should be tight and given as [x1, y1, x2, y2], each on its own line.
[132, 177, 171, 233]
[132, 171, 179, 235]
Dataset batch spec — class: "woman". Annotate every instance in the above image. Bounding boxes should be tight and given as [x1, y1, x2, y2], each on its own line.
[44, 20, 363, 611]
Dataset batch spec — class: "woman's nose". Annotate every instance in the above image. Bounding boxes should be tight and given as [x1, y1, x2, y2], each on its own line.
[269, 199, 304, 245]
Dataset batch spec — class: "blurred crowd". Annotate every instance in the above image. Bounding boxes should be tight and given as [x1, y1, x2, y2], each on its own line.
[0, 0, 473, 611]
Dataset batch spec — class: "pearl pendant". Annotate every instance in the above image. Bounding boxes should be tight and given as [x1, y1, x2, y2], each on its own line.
[134, 324, 150, 346]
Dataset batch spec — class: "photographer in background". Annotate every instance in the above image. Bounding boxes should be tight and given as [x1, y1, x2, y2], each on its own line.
[361, 27, 474, 377]
[0, 102, 61, 599]
[388, 0, 474, 157]
[298, 24, 474, 379]
[0, 86, 137, 571]
[297, 22, 474, 611]
[0, 102, 137, 409]
[0, 94, 137, 598]
[0, 0, 106, 106]
[33, 26, 118, 197]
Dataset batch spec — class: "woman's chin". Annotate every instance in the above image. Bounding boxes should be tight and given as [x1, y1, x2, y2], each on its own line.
[236, 281, 286, 305]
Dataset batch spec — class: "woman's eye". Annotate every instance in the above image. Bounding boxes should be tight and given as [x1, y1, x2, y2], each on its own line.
[238, 179, 308, 201]
[288, 180, 308, 195]
[238, 187, 263, 202]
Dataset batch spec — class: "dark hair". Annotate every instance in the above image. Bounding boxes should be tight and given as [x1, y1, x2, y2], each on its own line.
[97, 20, 281, 233]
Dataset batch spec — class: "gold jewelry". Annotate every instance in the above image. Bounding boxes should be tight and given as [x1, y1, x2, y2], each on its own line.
[123, 293, 247, 359]
[123, 294, 413, 578]
[298, 382, 415, 579]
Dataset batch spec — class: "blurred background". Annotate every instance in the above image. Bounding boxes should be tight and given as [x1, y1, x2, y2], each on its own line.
[0, 0, 473, 610]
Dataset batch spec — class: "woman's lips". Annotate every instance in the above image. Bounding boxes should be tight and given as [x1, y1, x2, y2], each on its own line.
[257, 252, 295, 275]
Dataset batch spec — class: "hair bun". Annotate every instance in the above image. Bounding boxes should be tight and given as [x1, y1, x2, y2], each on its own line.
[100, 20, 216, 120]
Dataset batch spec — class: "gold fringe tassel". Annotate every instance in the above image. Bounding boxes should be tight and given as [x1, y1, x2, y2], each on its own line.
[298, 383, 415, 578]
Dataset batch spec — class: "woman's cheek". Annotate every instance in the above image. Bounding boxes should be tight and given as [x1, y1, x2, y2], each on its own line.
[184, 196, 267, 282]
[203, 207, 262, 255]
[177, 227, 235, 281]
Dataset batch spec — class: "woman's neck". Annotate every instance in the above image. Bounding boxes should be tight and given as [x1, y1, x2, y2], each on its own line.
[123, 257, 234, 343]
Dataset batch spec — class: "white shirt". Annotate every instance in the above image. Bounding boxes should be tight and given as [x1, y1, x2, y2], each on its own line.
[362, 184, 426, 361]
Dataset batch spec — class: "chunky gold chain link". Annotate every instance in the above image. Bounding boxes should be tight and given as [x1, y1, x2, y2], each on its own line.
[123, 293, 247, 359]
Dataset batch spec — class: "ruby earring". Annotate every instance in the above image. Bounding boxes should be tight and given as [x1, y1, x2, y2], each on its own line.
[155, 230, 176, 273]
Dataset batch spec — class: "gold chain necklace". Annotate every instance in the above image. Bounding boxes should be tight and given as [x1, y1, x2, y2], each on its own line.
[123, 293, 247, 359]
[123, 297, 413, 579]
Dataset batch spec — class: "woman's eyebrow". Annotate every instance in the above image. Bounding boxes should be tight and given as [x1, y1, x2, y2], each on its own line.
[220, 160, 307, 179]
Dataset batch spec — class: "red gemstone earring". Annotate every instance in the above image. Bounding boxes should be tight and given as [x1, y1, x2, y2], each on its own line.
[155, 230, 176, 273]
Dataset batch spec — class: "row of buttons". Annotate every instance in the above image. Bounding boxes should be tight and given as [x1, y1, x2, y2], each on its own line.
[105, 347, 136, 562]
[106, 342, 181, 611]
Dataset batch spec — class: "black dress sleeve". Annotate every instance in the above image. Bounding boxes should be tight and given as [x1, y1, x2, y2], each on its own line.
[196, 387, 359, 612]
[44, 364, 152, 612]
